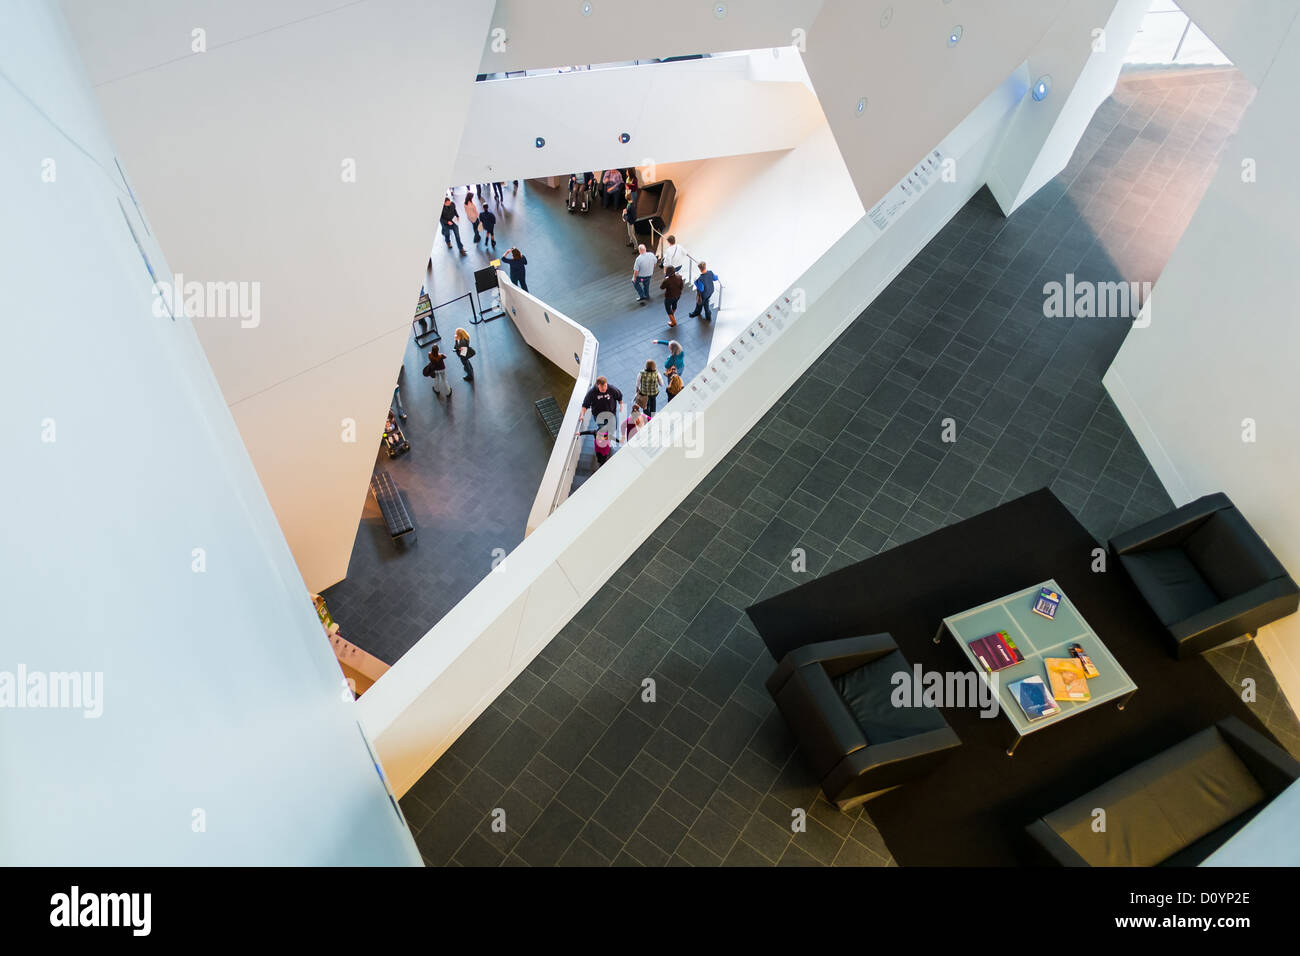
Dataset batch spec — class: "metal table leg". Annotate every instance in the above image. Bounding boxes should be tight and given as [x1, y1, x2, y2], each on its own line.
[1117, 688, 1138, 711]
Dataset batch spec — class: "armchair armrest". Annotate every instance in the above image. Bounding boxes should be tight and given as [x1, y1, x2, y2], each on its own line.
[822, 726, 961, 806]
[1217, 717, 1300, 797]
[1110, 493, 1232, 555]
[766, 633, 897, 695]
[1168, 579, 1300, 657]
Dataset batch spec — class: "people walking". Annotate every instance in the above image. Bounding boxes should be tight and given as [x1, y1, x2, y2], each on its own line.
[660, 234, 686, 277]
[501, 247, 528, 292]
[689, 261, 719, 321]
[453, 327, 476, 382]
[651, 338, 684, 379]
[464, 193, 481, 243]
[632, 244, 656, 305]
[624, 404, 650, 442]
[422, 346, 452, 399]
[480, 206, 497, 249]
[581, 376, 624, 441]
[439, 197, 467, 255]
[660, 265, 684, 327]
[666, 372, 684, 402]
[635, 360, 663, 414]
[492, 181, 505, 202]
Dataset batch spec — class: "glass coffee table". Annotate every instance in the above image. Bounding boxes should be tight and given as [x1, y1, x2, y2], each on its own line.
[934, 579, 1137, 755]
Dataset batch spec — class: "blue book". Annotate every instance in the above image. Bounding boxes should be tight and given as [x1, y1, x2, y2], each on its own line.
[1032, 587, 1062, 620]
[1008, 676, 1061, 720]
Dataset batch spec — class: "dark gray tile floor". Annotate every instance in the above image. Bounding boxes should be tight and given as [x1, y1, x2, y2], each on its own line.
[323, 179, 719, 664]
[402, 68, 1300, 865]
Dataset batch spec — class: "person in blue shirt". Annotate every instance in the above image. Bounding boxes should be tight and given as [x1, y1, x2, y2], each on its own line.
[688, 262, 718, 322]
[650, 338, 684, 379]
[501, 248, 528, 292]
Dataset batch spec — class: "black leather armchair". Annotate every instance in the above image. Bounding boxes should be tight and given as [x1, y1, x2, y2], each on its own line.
[1110, 493, 1299, 659]
[1026, 717, 1300, 866]
[765, 633, 961, 811]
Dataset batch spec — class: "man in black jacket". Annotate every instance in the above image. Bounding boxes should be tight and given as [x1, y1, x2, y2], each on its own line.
[439, 197, 467, 255]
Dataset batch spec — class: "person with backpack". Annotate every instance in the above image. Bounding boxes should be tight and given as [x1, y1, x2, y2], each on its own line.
[453, 327, 476, 382]
[635, 359, 664, 414]
[501, 248, 528, 292]
[660, 265, 684, 327]
[422, 346, 451, 398]
[479, 206, 497, 249]
[689, 261, 718, 321]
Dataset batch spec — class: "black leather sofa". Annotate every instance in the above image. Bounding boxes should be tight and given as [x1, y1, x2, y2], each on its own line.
[1025, 717, 1300, 866]
[1110, 493, 1299, 659]
[766, 633, 961, 811]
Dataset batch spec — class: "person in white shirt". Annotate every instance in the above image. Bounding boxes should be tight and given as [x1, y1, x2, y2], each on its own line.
[660, 234, 686, 277]
[632, 244, 657, 305]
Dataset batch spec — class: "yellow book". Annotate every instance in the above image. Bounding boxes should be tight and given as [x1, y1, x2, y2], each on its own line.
[1045, 657, 1091, 701]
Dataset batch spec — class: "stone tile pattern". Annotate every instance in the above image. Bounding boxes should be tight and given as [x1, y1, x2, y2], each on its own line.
[402, 69, 1297, 865]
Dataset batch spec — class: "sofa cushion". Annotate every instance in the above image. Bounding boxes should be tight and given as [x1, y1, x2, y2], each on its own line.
[832, 649, 948, 745]
[1184, 509, 1286, 599]
[1120, 547, 1218, 625]
[1040, 726, 1266, 866]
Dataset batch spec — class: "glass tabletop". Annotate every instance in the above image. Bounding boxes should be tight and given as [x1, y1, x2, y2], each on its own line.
[942, 579, 1138, 736]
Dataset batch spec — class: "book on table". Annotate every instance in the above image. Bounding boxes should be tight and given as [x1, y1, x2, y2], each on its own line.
[967, 631, 1025, 672]
[1008, 675, 1061, 720]
[1032, 587, 1062, 620]
[1045, 657, 1091, 701]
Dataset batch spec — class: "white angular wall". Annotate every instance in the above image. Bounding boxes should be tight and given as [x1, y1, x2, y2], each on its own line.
[0, 0, 419, 864]
[59, 0, 498, 592]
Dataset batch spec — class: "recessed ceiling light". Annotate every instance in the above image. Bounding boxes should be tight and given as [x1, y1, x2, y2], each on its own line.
[948, 25, 963, 46]
[580, 1, 592, 16]
[619, 132, 631, 144]
[880, 6, 893, 28]
[713, 3, 727, 19]
[856, 97, 868, 116]
[1032, 75, 1053, 101]
[535, 136, 546, 148]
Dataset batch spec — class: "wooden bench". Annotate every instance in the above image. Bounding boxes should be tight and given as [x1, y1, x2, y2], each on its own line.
[371, 472, 414, 543]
